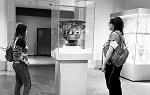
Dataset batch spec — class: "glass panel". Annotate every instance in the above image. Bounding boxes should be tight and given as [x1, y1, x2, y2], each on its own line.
[111, 8, 150, 64]
[51, 1, 95, 60]
[51, 0, 59, 59]
[121, 14, 138, 64]
[135, 14, 150, 64]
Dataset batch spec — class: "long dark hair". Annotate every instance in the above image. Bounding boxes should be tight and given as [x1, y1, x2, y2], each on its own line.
[109, 16, 124, 35]
[15, 24, 27, 40]
[15, 38, 26, 49]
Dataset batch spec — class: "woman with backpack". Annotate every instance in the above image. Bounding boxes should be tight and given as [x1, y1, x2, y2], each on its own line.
[13, 24, 31, 95]
[102, 17, 125, 95]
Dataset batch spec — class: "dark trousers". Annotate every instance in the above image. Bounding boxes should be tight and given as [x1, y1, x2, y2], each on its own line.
[13, 61, 31, 95]
[105, 63, 123, 95]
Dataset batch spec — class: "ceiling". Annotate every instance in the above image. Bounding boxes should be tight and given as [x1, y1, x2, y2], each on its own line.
[15, 0, 94, 10]
[15, 0, 56, 9]
[15, 0, 76, 10]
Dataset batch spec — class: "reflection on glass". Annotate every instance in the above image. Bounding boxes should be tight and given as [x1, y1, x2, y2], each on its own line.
[113, 8, 150, 64]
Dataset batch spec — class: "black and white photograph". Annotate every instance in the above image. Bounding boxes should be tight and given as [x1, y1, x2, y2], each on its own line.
[0, 0, 150, 95]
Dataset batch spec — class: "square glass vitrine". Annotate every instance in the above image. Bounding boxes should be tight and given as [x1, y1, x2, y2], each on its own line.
[51, 1, 95, 60]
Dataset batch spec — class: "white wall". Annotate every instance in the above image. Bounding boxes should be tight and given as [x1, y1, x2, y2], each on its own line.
[0, 0, 8, 62]
[90, 0, 150, 68]
[0, 0, 16, 71]
[92, 0, 126, 60]
[6, 0, 16, 46]
[88, 0, 124, 68]
[112, 0, 150, 12]
[113, 0, 124, 12]
[0, 0, 15, 60]
[87, 0, 114, 68]
[121, 0, 150, 11]
[16, 16, 51, 55]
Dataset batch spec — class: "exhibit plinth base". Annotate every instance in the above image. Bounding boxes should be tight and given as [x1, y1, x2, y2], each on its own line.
[55, 60, 88, 95]
[121, 63, 150, 81]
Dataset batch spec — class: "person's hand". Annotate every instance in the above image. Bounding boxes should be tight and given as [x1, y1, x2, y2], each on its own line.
[103, 41, 109, 47]
[101, 64, 106, 73]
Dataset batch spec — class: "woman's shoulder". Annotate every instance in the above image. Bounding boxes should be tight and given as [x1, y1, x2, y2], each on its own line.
[109, 31, 120, 41]
[112, 30, 122, 35]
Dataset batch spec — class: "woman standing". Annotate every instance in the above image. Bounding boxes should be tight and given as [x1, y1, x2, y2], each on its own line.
[13, 24, 31, 95]
[102, 17, 125, 95]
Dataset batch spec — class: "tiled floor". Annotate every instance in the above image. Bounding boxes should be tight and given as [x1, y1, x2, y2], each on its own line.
[0, 56, 150, 95]
[0, 56, 55, 95]
[28, 56, 54, 65]
[87, 68, 150, 95]
[0, 64, 55, 95]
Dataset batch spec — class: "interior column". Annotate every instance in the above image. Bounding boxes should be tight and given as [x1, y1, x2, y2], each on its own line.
[0, 0, 16, 71]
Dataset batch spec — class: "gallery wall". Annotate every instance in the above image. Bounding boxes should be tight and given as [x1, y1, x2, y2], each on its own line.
[90, 0, 114, 68]
[16, 15, 51, 55]
[90, 0, 150, 68]
[16, 7, 74, 55]
[121, 0, 150, 11]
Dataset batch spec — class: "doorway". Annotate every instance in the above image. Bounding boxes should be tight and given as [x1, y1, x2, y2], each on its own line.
[37, 28, 51, 56]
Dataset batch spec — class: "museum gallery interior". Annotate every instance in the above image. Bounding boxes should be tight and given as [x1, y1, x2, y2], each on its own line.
[0, 0, 150, 95]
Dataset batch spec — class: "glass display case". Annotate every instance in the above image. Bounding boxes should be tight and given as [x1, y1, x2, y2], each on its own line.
[111, 8, 150, 65]
[110, 8, 150, 81]
[51, 1, 95, 60]
[51, 1, 95, 95]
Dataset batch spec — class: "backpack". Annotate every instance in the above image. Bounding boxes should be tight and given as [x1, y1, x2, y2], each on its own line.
[5, 46, 14, 62]
[110, 32, 129, 67]
[103, 32, 129, 67]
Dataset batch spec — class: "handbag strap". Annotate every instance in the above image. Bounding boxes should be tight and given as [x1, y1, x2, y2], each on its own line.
[115, 32, 129, 52]
[115, 31, 126, 48]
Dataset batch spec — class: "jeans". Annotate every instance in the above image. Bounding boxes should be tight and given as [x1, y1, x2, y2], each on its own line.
[13, 61, 31, 95]
[105, 63, 123, 95]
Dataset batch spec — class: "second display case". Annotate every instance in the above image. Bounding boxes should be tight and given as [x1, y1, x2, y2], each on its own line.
[110, 8, 150, 81]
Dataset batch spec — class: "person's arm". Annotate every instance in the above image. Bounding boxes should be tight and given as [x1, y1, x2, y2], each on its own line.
[16, 49, 29, 65]
[21, 46, 29, 65]
[18, 53, 29, 65]
[102, 40, 118, 72]
[101, 32, 119, 72]
[104, 46, 114, 64]
[102, 45, 114, 72]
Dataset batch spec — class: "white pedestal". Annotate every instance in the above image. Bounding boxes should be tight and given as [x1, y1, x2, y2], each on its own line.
[55, 60, 87, 95]
[52, 46, 93, 60]
[54, 46, 92, 95]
